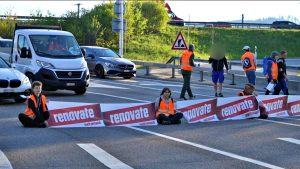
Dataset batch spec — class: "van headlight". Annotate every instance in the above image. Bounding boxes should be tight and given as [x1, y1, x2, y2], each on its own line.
[81, 61, 87, 69]
[105, 62, 118, 68]
[36, 60, 55, 69]
[22, 76, 30, 84]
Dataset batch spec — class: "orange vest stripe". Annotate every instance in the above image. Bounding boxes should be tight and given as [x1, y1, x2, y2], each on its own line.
[181, 50, 193, 71]
[241, 52, 256, 71]
[156, 99, 175, 117]
[24, 95, 47, 118]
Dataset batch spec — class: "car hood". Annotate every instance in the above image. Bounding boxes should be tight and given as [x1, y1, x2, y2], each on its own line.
[99, 57, 134, 65]
[0, 68, 26, 80]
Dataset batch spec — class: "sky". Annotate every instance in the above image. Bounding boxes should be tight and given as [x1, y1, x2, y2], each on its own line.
[0, 1, 300, 23]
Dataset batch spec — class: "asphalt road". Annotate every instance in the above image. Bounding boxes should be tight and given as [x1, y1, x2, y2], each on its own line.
[0, 76, 300, 169]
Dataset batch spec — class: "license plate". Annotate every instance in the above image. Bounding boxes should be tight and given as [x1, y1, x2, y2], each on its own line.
[66, 83, 75, 86]
[4, 89, 14, 92]
[124, 70, 130, 72]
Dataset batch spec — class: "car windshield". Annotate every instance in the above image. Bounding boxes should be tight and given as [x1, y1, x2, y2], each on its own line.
[0, 59, 10, 68]
[29, 35, 82, 58]
[91, 48, 119, 58]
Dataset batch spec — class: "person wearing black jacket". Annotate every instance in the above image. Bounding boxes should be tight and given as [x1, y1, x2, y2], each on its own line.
[274, 50, 289, 95]
[18, 81, 50, 128]
[209, 55, 229, 97]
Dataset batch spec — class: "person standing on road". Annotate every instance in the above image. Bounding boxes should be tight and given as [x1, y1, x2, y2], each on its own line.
[179, 44, 196, 100]
[18, 81, 50, 128]
[155, 88, 183, 125]
[274, 50, 289, 95]
[208, 45, 229, 97]
[265, 51, 279, 95]
[241, 46, 256, 85]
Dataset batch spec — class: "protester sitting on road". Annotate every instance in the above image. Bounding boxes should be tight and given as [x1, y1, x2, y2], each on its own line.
[209, 45, 229, 97]
[265, 51, 279, 95]
[155, 87, 183, 125]
[237, 84, 268, 119]
[273, 50, 289, 95]
[18, 81, 50, 128]
[241, 46, 256, 85]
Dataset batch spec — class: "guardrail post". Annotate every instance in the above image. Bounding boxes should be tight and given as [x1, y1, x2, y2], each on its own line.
[230, 73, 236, 85]
[145, 66, 150, 76]
[171, 59, 175, 78]
[199, 70, 204, 82]
[229, 61, 232, 70]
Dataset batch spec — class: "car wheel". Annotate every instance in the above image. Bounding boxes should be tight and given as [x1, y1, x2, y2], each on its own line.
[123, 76, 132, 79]
[74, 88, 86, 95]
[95, 65, 105, 78]
[14, 98, 27, 103]
[26, 73, 35, 83]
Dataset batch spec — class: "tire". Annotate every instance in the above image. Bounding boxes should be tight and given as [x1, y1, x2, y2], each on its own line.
[123, 76, 132, 79]
[74, 88, 86, 95]
[26, 73, 35, 83]
[14, 98, 27, 103]
[94, 65, 105, 78]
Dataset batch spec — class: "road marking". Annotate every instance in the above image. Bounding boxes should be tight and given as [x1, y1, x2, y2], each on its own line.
[276, 117, 300, 121]
[128, 127, 284, 169]
[89, 82, 129, 90]
[77, 143, 133, 169]
[87, 91, 150, 103]
[0, 150, 13, 169]
[257, 119, 300, 127]
[277, 138, 300, 145]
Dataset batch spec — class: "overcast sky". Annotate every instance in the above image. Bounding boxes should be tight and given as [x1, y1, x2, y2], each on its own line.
[1, 1, 300, 23]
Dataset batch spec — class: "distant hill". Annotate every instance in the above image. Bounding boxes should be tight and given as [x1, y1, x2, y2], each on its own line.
[229, 16, 300, 24]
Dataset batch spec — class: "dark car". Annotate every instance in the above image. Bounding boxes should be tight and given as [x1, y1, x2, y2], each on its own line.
[81, 46, 136, 79]
[0, 39, 12, 48]
[271, 21, 299, 29]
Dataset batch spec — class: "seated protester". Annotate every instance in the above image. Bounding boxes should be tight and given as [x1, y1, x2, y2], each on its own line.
[18, 81, 50, 128]
[155, 87, 183, 125]
[237, 84, 268, 119]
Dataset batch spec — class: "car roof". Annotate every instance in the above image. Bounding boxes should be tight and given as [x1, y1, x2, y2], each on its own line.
[81, 46, 108, 50]
[0, 39, 12, 42]
[15, 29, 74, 36]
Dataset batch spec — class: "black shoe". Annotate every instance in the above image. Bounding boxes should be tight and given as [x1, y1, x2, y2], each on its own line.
[218, 93, 224, 97]
[175, 119, 181, 124]
[215, 93, 218, 97]
[179, 97, 187, 100]
[259, 114, 268, 119]
[189, 96, 196, 100]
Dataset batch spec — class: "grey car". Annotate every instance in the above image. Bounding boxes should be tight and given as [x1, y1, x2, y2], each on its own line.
[81, 46, 136, 79]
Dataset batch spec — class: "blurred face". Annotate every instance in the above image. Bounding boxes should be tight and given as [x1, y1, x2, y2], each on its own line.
[33, 85, 42, 96]
[281, 52, 287, 59]
[163, 90, 171, 98]
[275, 55, 279, 60]
[245, 85, 254, 95]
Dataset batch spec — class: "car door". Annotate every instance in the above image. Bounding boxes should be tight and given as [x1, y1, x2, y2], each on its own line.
[83, 48, 95, 71]
[13, 35, 32, 73]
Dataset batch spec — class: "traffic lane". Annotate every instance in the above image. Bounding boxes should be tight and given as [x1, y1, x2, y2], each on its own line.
[56, 127, 265, 169]
[0, 119, 109, 169]
[138, 118, 300, 169]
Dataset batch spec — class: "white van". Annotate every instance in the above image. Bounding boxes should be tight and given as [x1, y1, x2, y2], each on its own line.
[10, 25, 89, 95]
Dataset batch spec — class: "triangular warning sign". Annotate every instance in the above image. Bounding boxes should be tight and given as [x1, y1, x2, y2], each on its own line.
[172, 32, 187, 50]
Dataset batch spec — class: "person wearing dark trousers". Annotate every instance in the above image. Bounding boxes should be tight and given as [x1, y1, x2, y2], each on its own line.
[180, 44, 196, 100]
[265, 51, 279, 95]
[18, 81, 50, 128]
[155, 88, 183, 125]
[274, 50, 289, 95]
[209, 55, 229, 97]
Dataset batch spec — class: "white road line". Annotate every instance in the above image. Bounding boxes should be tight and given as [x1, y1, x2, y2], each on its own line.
[276, 117, 300, 121]
[92, 79, 213, 98]
[128, 127, 284, 169]
[77, 143, 133, 169]
[257, 119, 300, 127]
[87, 91, 150, 103]
[277, 138, 300, 145]
[0, 150, 13, 169]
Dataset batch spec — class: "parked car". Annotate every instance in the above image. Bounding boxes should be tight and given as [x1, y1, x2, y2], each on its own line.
[0, 57, 31, 103]
[0, 39, 12, 48]
[271, 21, 300, 29]
[81, 46, 136, 79]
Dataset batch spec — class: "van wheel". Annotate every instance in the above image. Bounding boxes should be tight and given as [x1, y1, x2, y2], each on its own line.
[14, 98, 27, 103]
[74, 88, 86, 95]
[123, 77, 132, 79]
[95, 65, 105, 78]
[26, 73, 35, 83]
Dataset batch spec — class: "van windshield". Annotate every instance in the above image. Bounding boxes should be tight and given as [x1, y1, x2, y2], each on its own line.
[29, 35, 82, 58]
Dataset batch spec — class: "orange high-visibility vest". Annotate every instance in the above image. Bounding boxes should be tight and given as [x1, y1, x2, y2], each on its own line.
[156, 99, 175, 117]
[24, 95, 47, 118]
[241, 52, 256, 71]
[181, 50, 193, 71]
[266, 62, 278, 80]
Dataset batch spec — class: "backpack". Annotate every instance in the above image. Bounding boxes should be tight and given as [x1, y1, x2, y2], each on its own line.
[263, 56, 272, 75]
[242, 57, 252, 69]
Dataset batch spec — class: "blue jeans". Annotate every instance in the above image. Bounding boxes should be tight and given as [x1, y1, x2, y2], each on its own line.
[246, 70, 256, 85]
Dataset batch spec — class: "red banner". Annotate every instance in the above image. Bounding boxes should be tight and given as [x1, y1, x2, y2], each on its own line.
[261, 96, 288, 116]
[216, 96, 259, 120]
[48, 104, 101, 127]
[103, 103, 156, 126]
[288, 100, 300, 116]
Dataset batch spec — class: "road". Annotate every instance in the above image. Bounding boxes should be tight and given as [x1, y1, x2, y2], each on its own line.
[0, 76, 300, 169]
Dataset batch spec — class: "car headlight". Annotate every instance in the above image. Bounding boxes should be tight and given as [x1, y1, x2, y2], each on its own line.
[105, 62, 118, 68]
[22, 76, 30, 84]
[81, 61, 87, 69]
[36, 60, 55, 69]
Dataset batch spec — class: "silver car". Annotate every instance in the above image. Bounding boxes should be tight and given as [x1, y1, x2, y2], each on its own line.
[81, 46, 136, 79]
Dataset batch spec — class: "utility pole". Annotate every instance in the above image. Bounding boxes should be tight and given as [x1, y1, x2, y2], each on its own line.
[118, 0, 124, 57]
[75, 3, 81, 18]
[242, 14, 244, 28]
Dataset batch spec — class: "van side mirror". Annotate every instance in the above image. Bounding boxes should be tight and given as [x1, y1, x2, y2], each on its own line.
[20, 47, 32, 58]
[81, 48, 86, 57]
